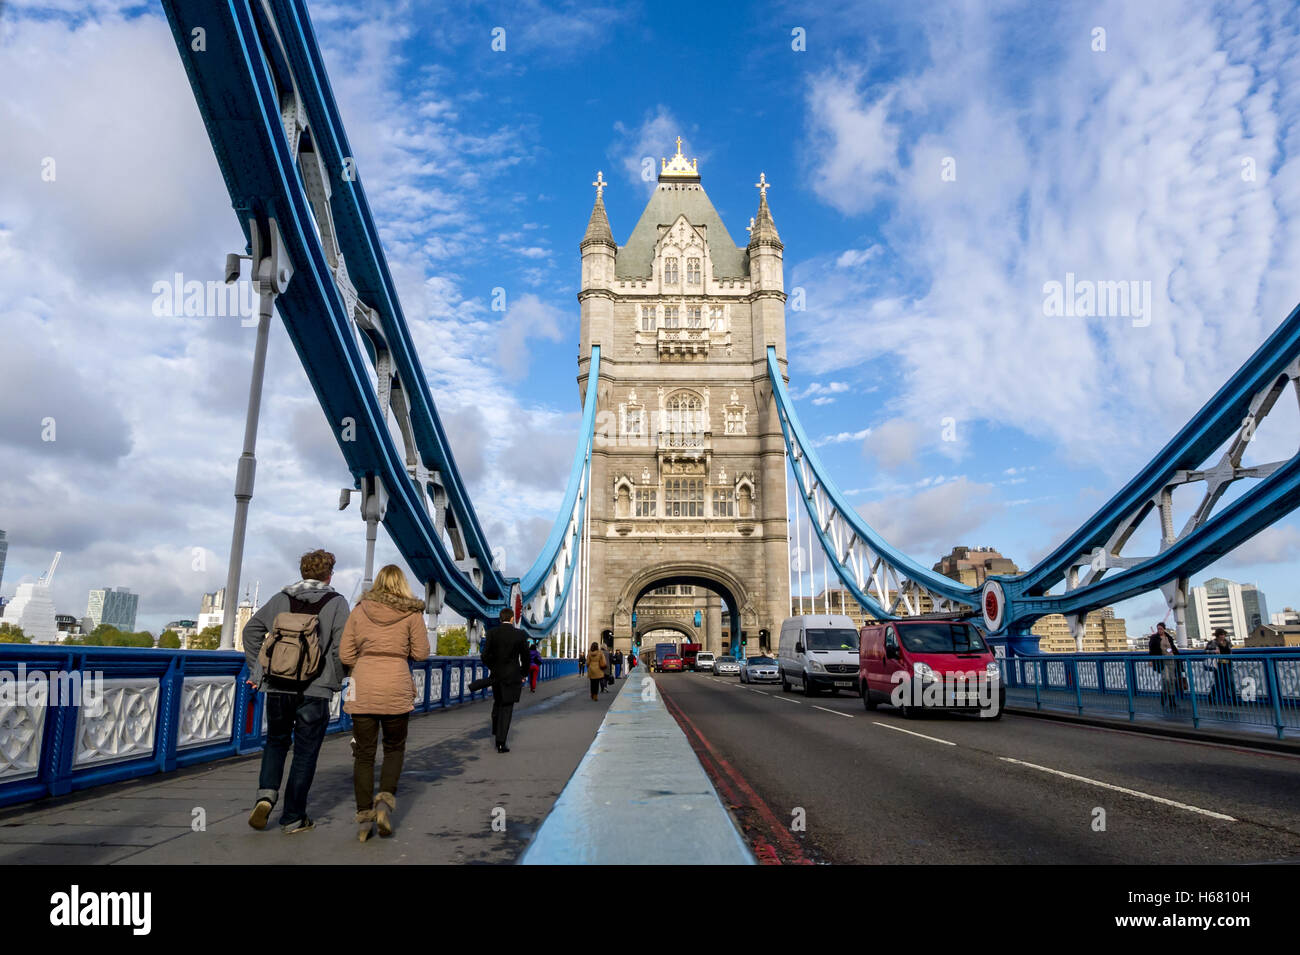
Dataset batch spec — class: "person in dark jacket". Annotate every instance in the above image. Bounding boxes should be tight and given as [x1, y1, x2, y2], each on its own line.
[242, 549, 350, 834]
[1204, 628, 1237, 706]
[613, 648, 624, 680]
[1148, 622, 1180, 712]
[481, 609, 531, 753]
[528, 642, 542, 693]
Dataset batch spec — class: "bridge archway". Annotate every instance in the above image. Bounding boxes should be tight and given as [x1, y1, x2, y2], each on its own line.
[616, 560, 755, 655]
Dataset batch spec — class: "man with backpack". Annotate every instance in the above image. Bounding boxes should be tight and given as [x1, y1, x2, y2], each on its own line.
[242, 549, 350, 833]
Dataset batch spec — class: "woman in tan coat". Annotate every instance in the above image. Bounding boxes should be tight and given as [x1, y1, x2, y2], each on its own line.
[586, 642, 608, 701]
[339, 564, 430, 841]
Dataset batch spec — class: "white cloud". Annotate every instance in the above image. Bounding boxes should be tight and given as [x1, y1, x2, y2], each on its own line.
[857, 478, 1001, 561]
[814, 427, 870, 447]
[793, 0, 1300, 483]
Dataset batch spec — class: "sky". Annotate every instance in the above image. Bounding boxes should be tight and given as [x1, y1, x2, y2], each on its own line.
[2, 0, 1300, 638]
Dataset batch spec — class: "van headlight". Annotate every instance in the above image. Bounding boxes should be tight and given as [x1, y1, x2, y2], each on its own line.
[808, 660, 826, 673]
[913, 662, 937, 682]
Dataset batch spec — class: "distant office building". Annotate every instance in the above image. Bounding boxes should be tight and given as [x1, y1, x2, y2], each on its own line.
[3, 579, 59, 644]
[164, 619, 199, 641]
[932, 546, 1020, 587]
[1031, 610, 1129, 653]
[1186, 578, 1266, 647]
[196, 588, 226, 636]
[1270, 607, 1300, 627]
[55, 613, 85, 640]
[0, 529, 7, 595]
[86, 587, 140, 632]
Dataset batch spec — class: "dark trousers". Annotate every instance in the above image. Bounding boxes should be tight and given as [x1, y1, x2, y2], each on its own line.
[589, 678, 602, 699]
[352, 713, 410, 811]
[491, 698, 515, 745]
[529, 664, 539, 692]
[258, 693, 329, 825]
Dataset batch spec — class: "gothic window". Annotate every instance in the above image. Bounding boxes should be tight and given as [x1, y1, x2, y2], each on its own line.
[687, 306, 702, 328]
[709, 307, 725, 332]
[665, 392, 705, 446]
[626, 408, 644, 437]
[712, 487, 735, 517]
[665, 478, 704, 517]
[724, 390, 747, 435]
[664, 306, 679, 328]
[635, 486, 656, 517]
[640, 306, 656, 331]
[687, 257, 701, 284]
[665, 257, 679, 284]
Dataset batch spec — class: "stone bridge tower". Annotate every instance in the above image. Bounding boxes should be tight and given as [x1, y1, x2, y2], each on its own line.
[577, 141, 790, 654]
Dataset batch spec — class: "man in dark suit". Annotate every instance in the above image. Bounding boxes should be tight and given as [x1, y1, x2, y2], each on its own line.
[481, 608, 531, 753]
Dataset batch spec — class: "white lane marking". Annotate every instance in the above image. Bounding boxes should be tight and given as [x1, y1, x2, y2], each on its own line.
[872, 722, 955, 746]
[997, 757, 1236, 821]
[772, 694, 802, 704]
[813, 705, 854, 718]
[749, 688, 769, 695]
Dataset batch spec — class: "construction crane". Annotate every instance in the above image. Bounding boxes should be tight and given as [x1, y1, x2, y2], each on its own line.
[38, 552, 61, 587]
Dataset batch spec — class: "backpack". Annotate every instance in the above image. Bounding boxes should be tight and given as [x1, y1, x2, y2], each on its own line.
[259, 592, 341, 689]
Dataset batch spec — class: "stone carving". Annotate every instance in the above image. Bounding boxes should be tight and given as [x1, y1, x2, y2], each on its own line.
[177, 676, 236, 750]
[74, 678, 159, 768]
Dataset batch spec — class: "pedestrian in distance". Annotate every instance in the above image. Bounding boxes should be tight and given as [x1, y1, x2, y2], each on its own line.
[528, 640, 542, 693]
[1204, 627, 1237, 707]
[1148, 622, 1180, 712]
[577, 651, 586, 676]
[481, 609, 531, 753]
[586, 642, 607, 701]
[613, 648, 624, 680]
[601, 644, 613, 692]
[338, 564, 430, 842]
[243, 549, 350, 835]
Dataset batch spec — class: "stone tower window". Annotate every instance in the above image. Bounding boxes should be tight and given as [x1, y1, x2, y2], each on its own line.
[640, 306, 657, 331]
[712, 487, 735, 517]
[687, 306, 702, 328]
[665, 257, 679, 284]
[665, 477, 704, 517]
[664, 305, 679, 329]
[665, 391, 705, 446]
[635, 486, 656, 517]
[687, 257, 701, 284]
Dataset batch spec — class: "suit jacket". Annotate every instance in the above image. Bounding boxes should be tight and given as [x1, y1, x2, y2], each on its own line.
[482, 624, 531, 704]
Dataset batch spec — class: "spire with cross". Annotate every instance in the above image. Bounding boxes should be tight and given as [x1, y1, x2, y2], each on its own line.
[592, 170, 607, 200]
[755, 172, 771, 198]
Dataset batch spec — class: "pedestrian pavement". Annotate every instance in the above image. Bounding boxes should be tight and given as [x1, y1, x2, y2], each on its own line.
[0, 671, 617, 864]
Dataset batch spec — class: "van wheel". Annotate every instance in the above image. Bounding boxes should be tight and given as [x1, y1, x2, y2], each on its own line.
[861, 686, 877, 711]
[781, 673, 791, 693]
[899, 702, 917, 719]
[803, 674, 819, 697]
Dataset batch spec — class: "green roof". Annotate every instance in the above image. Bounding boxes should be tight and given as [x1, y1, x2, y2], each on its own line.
[615, 182, 749, 280]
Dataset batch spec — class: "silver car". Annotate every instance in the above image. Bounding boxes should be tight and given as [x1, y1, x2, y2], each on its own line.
[740, 655, 780, 684]
[714, 657, 741, 677]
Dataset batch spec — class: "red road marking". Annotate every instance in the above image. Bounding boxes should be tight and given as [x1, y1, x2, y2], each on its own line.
[659, 681, 814, 865]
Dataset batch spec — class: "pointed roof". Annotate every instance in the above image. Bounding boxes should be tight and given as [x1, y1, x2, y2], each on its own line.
[616, 181, 748, 279]
[582, 194, 615, 248]
[747, 190, 781, 249]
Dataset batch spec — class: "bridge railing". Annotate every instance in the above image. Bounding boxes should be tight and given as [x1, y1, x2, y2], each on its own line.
[999, 650, 1300, 739]
[0, 646, 579, 808]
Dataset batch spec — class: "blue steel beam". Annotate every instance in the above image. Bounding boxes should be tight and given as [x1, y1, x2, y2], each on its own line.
[160, 0, 588, 634]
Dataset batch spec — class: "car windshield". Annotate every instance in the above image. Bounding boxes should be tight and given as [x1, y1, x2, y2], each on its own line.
[747, 657, 775, 665]
[805, 628, 859, 651]
[897, 623, 987, 653]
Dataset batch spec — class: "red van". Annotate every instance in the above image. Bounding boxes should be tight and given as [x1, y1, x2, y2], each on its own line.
[859, 619, 1004, 718]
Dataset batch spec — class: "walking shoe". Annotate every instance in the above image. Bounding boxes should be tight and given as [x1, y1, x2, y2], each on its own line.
[496, 743, 510, 753]
[356, 809, 376, 843]
[374, 792, 396, 838]
[280, 816, 315, 834]
[248, 799, 273, 830]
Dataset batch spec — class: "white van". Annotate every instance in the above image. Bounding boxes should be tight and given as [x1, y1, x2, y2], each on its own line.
[695, 651, 716, 673]
[778, 614, 861, 696]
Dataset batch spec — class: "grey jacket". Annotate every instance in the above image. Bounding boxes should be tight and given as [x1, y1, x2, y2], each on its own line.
[242, 580, 350, 699]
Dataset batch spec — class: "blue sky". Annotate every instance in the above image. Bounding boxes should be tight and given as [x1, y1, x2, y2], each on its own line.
[3, 0, 1300, 638]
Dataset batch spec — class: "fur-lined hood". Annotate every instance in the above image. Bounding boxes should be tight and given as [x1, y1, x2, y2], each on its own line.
[358, 588, 426, 624]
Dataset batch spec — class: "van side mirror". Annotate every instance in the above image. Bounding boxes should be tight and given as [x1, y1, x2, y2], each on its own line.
[794, 642, 804, 655]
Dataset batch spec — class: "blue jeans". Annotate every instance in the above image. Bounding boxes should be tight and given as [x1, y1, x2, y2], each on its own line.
[257, 693, 330, 825]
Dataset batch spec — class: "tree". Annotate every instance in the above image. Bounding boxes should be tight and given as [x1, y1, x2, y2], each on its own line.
[436, 626, 469, 657]
[190, 625, 222, 650]
[158, 630, 182, 649]
[0, 622, 29, 644]
[73, 624, 123, 646]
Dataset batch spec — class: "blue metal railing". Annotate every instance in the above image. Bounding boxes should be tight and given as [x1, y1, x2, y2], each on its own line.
[0, 646, 579, 808]
[999, 650, 1300, 739]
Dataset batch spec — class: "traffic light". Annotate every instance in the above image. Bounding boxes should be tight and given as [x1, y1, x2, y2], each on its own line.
[740, 631, 748, 647]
